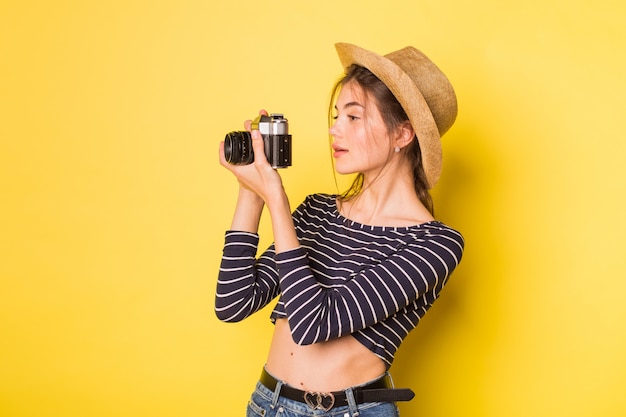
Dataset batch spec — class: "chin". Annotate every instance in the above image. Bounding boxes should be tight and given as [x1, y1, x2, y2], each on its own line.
[334, 165, 354, 176]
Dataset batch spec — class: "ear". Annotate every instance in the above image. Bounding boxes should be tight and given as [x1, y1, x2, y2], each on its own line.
[394, 121, 415, 150]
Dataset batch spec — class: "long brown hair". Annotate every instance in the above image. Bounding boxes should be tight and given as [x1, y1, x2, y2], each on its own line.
[329, 64, 434, 214]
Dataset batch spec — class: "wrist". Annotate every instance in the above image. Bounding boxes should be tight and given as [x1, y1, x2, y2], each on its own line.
[264, 187, 290, 215]
[238, 186, 265, 208]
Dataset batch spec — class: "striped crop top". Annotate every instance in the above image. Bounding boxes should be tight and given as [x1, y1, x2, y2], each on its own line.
[215, 193, 464, 367]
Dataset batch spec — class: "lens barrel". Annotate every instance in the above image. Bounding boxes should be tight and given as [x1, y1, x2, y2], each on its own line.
[223, 131, 254, 165]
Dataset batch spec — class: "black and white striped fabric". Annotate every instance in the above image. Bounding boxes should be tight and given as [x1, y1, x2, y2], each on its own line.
[216, 194, 464, 367]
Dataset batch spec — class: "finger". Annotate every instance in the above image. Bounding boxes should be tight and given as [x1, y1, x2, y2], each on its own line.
[218, 141, 229, 167]
[259, 109, 268, 116]
[250, 130, 269, 166]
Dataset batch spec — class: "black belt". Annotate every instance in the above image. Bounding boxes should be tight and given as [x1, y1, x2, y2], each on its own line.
[259, 368, 414, 411]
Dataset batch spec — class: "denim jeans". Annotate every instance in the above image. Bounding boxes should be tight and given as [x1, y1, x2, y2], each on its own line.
[246, 379, 400, 417]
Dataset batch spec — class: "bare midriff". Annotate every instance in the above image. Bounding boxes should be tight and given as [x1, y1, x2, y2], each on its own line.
[264, 318, 387, 392]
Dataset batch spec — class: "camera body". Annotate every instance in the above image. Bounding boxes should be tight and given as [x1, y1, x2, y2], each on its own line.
[224, 113, 292, 168]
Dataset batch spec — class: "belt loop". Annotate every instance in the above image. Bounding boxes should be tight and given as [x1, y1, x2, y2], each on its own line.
[270, 379, 283, 409]
[344, 387, 360, 417]
[385, 371, 395, 389]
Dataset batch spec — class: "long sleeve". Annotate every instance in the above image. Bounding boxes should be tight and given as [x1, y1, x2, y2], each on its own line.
[214, 231, 280, 322]
[275, 223, 464, 346]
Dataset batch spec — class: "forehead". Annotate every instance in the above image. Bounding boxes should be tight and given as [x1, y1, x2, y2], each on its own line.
[337, 80, 368, 106]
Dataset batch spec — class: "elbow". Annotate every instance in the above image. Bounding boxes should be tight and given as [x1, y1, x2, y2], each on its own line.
[214, 309, 230, 322]
[214, 307, 246, 323]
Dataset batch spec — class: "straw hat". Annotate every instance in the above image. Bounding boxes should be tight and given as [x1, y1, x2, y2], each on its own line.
[335, 43, 457, 188]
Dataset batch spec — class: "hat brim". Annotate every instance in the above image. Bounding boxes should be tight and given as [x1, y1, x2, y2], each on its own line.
[335, 43, 442, 188]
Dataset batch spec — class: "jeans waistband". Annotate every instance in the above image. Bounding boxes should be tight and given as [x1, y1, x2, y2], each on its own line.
[259, 368, 414, 411]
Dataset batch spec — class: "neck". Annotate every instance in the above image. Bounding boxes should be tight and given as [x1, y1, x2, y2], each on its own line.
[340, 160, 433, 227]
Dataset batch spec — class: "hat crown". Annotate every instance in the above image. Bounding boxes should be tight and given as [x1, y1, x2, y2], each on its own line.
[384, 47, 457, 136]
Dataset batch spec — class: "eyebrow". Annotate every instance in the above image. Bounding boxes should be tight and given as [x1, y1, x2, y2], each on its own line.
[335, 101, 365, 110]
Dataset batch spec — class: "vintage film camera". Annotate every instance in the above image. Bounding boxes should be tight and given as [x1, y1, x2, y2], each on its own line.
[223, 113, 292, 169]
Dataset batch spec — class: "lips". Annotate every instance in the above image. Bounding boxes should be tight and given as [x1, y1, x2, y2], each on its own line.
[332, 144, 348, 158]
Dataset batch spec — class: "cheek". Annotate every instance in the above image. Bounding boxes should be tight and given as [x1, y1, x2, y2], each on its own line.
[363, 128, 391, 157]
[350, 124, 370, 147]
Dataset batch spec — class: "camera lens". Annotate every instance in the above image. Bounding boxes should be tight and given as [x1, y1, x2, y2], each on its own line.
[224, 131, 254, 165]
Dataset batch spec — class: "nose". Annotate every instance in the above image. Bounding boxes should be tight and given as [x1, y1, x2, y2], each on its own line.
[329, 120, 339, 137]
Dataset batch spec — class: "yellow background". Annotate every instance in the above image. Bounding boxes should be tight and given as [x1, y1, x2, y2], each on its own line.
[2, 1, 625, 416]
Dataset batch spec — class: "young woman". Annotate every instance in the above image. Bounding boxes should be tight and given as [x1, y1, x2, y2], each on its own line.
[216, 43, 464, 417]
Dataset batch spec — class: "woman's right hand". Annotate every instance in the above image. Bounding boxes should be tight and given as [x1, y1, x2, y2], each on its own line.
[218, 110, 286, 204]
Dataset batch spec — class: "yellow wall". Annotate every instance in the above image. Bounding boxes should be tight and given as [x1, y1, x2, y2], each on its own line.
[2, 1, 625, 416]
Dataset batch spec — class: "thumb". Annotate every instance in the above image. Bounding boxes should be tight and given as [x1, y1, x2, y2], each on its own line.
[251, 130, 269, 165]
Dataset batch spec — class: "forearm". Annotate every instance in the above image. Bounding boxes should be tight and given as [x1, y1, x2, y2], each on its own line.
[229, 183, 299, 254]
[265, 188, 299, 253]
[215, 231, 281, 322]
[230, 187, 264, 232]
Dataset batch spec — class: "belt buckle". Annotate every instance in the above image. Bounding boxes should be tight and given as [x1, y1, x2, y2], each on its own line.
[303, 391, 335, 411]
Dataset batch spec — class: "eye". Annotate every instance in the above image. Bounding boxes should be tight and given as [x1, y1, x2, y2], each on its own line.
[348, 115, 360, 121]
